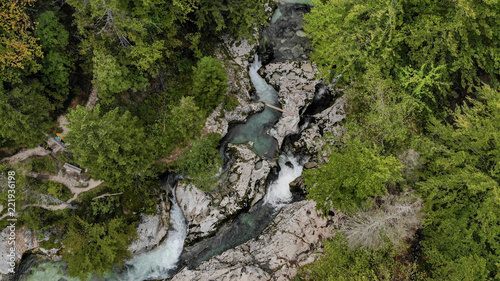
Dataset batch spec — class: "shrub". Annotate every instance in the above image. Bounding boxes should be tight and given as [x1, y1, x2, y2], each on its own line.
[175, 133, 223, 192]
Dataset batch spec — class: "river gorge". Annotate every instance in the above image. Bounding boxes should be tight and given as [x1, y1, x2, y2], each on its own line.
[6, 1, 347, 280]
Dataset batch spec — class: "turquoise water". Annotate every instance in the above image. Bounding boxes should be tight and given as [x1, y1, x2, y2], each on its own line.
[271, 8, 282, 24]
[26, 263, 81, 281]
[227, 55, 282, 159]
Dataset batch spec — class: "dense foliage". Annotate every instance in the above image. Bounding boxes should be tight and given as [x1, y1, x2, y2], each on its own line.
[66, 105, 154, 187]
[304, 0, 500, 89]
[174, 133, 223, 192]
[417, 86, 500, 279]
[303, 0, 500, 279]
[303, 138, 402, 213]
[192, 56, 228, 112]
[63, 216, 136, 279]
[0, 0, 42, 83]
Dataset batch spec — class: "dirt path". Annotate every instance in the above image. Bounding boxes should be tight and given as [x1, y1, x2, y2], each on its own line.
[21, 204, 69, 211]
[0, 113, 103, 214]
[1, 147, 49, 163]
[0, 174, 103, 215]
[27, 170, 102, 203]
[67, 179, 102, 203]
[57, 115, 70, 137]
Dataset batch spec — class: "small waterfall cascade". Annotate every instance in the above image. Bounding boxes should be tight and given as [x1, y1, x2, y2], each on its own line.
[23, 183, 187, 281]
[120, 188, 187, 281]
[264, 154, 306, 208]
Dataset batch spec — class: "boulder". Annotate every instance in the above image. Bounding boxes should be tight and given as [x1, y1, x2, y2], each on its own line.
[128, 193, 171, 255]
[303, 161, 318, 169]
[264, 61, 319, 147]
[176, 143, 271, 244]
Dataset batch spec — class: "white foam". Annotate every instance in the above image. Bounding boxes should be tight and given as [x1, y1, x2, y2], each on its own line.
[121, 193, 187, 280]
[264, 154, 305, 208]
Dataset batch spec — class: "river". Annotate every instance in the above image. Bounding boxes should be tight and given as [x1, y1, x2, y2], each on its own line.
[20, 51, 310, 280]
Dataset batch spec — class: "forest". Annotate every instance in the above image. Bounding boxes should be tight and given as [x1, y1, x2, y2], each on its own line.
[0, 0, 270, 278]
[298, 0, 500, 280]
[1, 0, 499, 280]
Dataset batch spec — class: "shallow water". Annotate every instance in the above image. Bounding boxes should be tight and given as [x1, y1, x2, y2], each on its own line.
[226, 55, 282, 159]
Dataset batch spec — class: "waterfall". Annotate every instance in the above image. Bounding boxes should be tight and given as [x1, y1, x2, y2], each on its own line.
[120, 191, 187, 281]
[264, 154, 305, 208]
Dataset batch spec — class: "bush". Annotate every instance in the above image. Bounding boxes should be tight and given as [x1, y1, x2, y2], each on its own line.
[43, 180, 72, 201]
[28, 156, 59, 174]
[175, 133, 223, 192]
[222, 95, 239, 112]
[296, 233, 421, 281]
[303, 138, 403, 214]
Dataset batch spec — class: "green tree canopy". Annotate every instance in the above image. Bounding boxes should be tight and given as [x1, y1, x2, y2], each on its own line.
[303, 138, 403, 214]
[168, 96, 205, 144]
[304, 0, 500, 90]
[66, 104, 154, 187]
[191, 56, 228, 112]
[0, 81, 53, 146]
[63, 216, 136, 279]
[417, 85, 500, 279]
[35, 11, 71, 107]
[175, 133, 223, 192]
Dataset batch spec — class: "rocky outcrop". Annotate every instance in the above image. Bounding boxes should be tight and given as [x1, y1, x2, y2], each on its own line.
[313, 96, 346, 134]
[291, 96, 346, 156]
[176, 143, 271, 244]
[128, 193, 171, 255]
[173, 200, 342, 281]
[264, 61, 318, 147]
[0, 226, 38, 275]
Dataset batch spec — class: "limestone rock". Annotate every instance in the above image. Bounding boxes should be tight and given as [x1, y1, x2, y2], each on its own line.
[263, 61, 318, 147]
[0, 226, 37, 275]
[303, 161, 318, 169]
[313, 96, 346, 133]
[128, 193, 171, 255]
[176, 143, 270, 244]
[173, 200, 341, 281]
[173, 265, 271, 281]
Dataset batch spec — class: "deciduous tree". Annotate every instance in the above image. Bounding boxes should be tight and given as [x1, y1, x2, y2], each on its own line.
[0, 0, 42, 83]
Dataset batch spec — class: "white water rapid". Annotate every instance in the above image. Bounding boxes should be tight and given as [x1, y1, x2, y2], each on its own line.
[120, 192, 187, 281]
[264, 154, 305, 208]
[248, 55, 279, 105]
